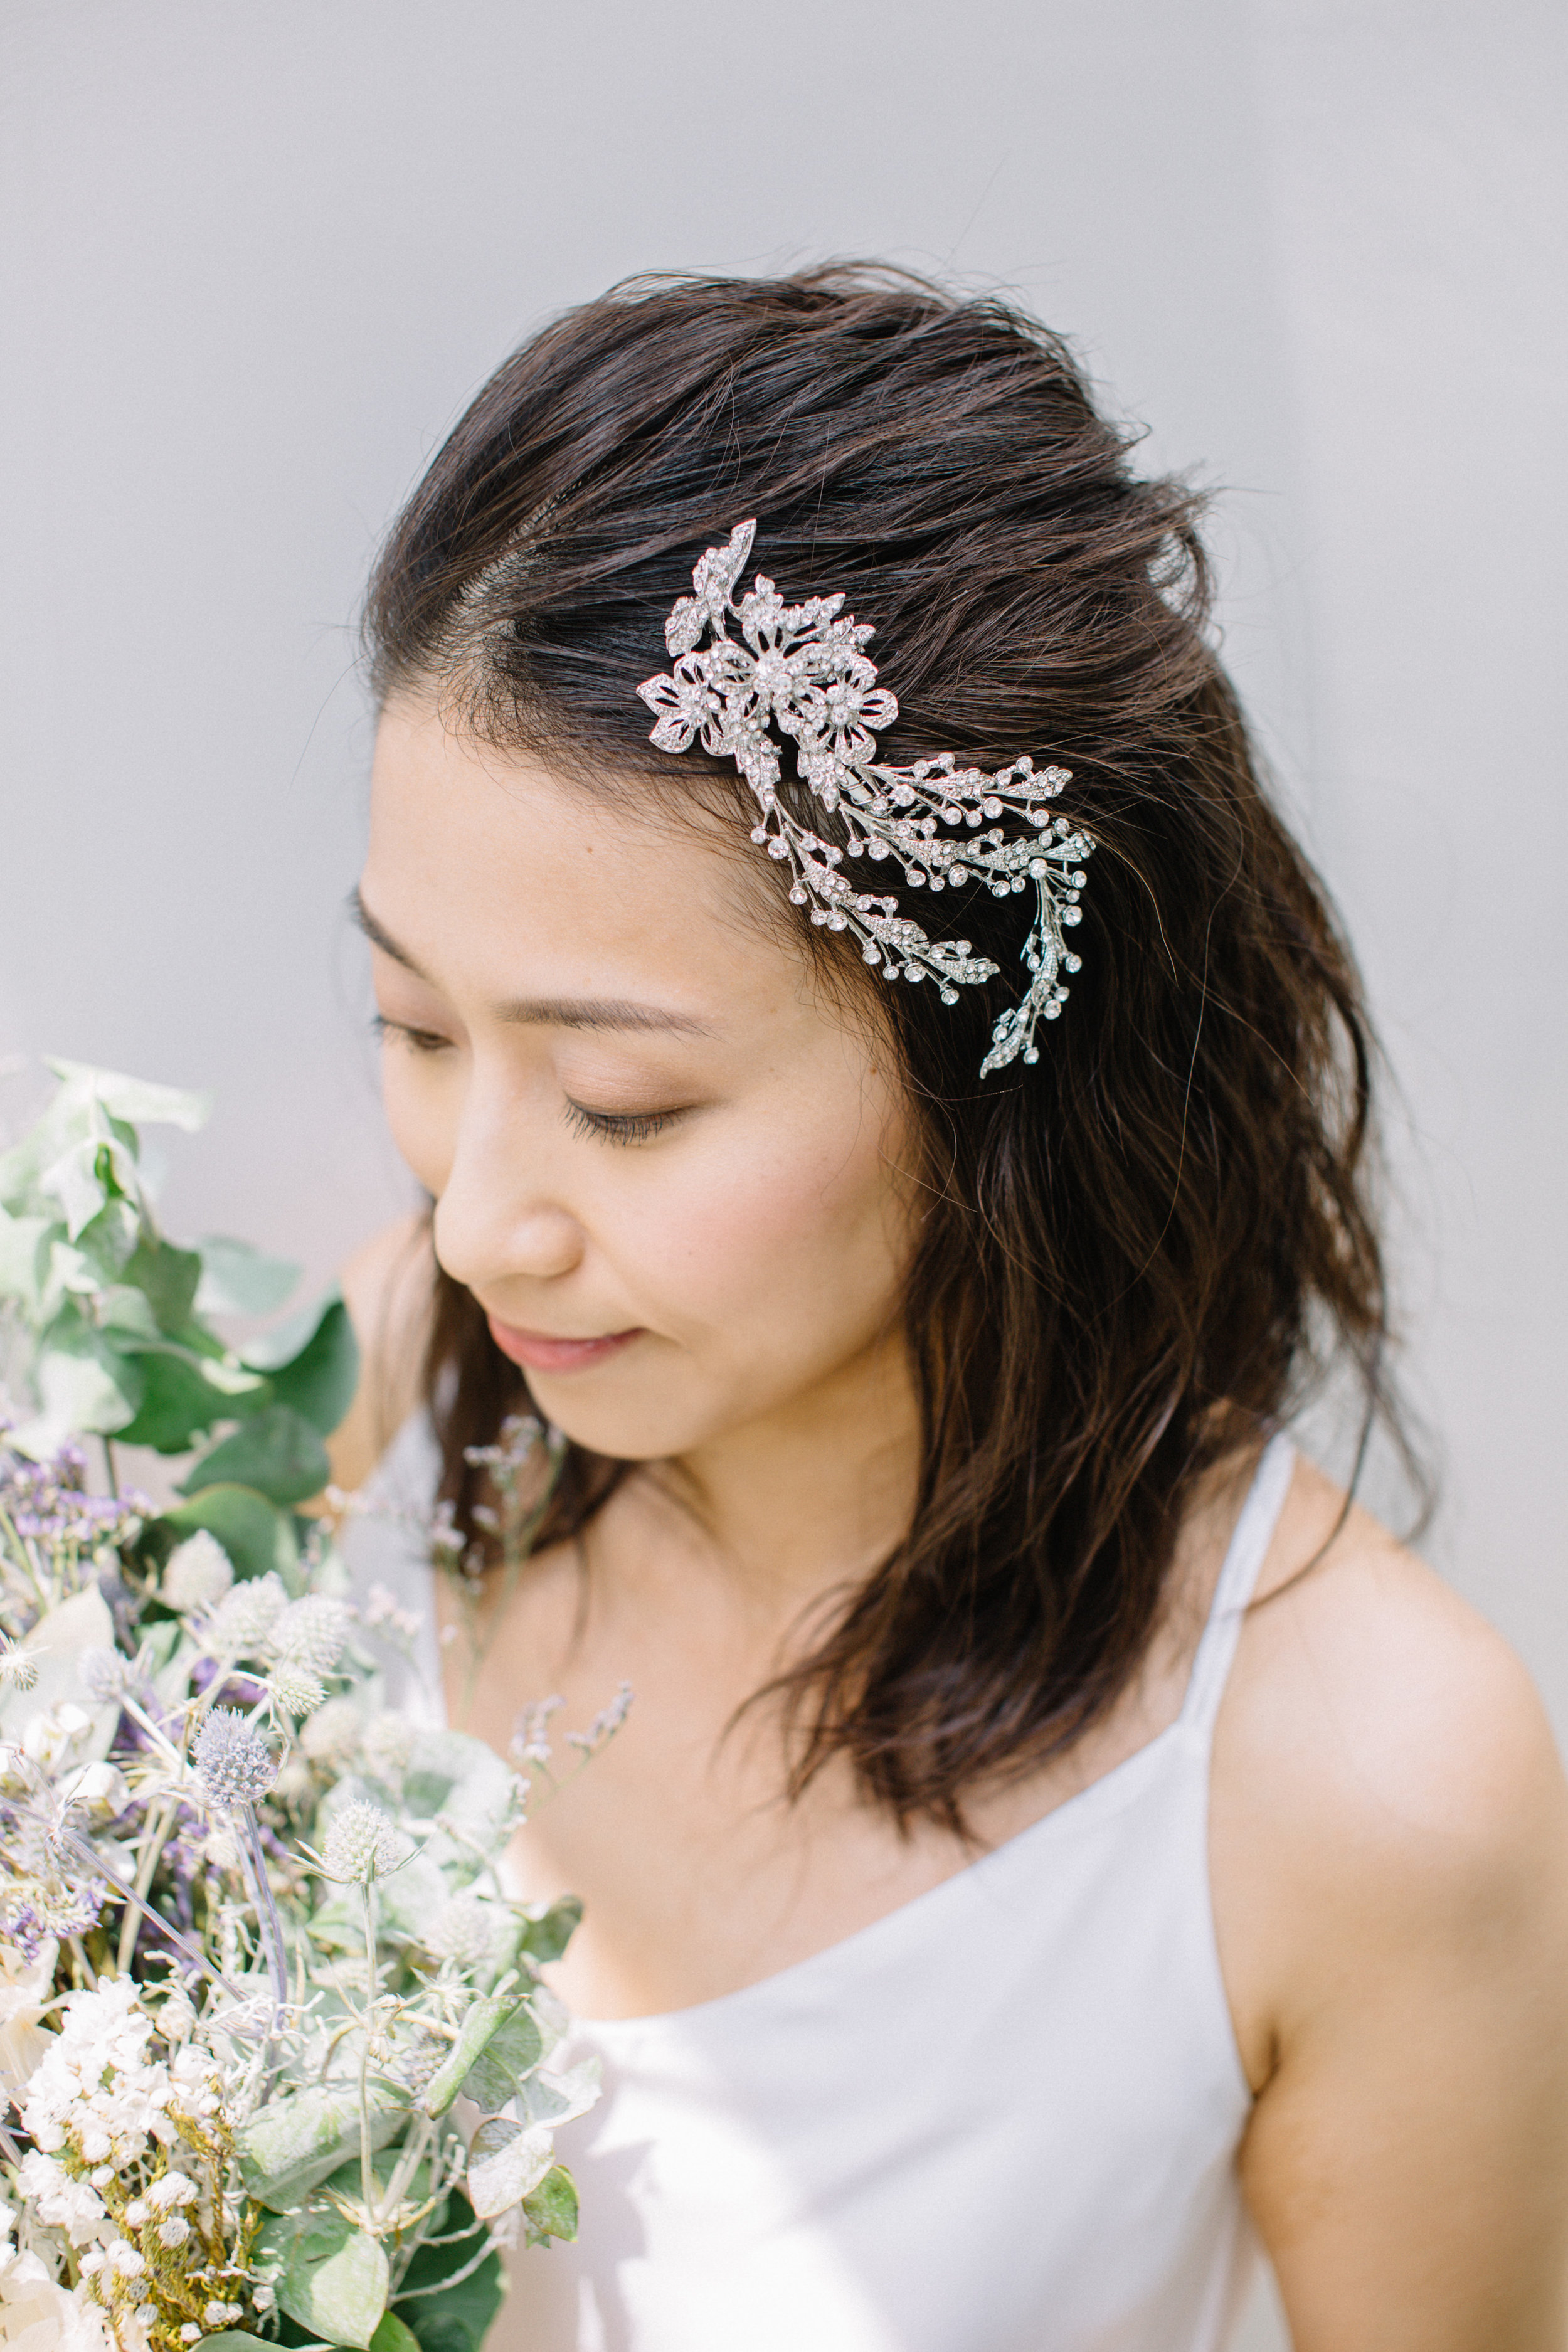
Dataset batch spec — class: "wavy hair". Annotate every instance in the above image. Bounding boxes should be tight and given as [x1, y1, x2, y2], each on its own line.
[363, 264, 1409, 1828]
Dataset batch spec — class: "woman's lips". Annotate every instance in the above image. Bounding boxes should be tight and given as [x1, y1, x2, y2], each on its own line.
[485, 1316, 642, 1375]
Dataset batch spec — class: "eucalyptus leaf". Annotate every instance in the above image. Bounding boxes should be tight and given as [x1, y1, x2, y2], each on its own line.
[257, 2206, 389, 2351]
[195, 1234, 301, 1318]
[113, 1344, 243, 1453]
[391, 2191, 502, 2352]
[521, 2164, 580, 2243]
[183, 1402, 331, 1507]
[47, 1057, 209, 1135]
[161, 1485, 300, 1588]
[11, 1329, 142, 1451]
[370, 2317, 423, 2352]
[236, 2079, 410, 2208]
[465, 2115, 554, 2220]
[0, 1208, 50, 1305]
[511, 2056, 600, 2132]
[249, 1294, 359, 1438]
[119, 1235, 204, 1333]
[514, 1895, 583, 1966]
[458, 2000, 545, 2112]
[421, 1995, 521, 2119]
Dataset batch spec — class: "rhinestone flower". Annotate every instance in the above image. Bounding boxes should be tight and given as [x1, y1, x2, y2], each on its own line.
[638, 521, 1094, 1076]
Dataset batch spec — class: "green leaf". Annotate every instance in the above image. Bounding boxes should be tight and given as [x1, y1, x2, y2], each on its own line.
[258, 2206, 389, 2351]
[392, 2192, 502, 2352]
[71, 1199, 143, 1285]
[161, 1485, 300, 1586]
[236, 2079, 410, 2208]
[115, 1344, 255, 1453]
[0, 1207, 51, 1306]
[198, 2337, 276, 2352]
[246, 1293, 359, 1438]
[515, 1895, 583, 1966]
[521, 2164, 579, 2243]
[370, 2318, 423, 2352]
[47, 1057, 209, 1135]
[119, 1235, 204, 1334]
[421, 1994, 517, 2119]
[459, 2000, 544, 2113]
[466, 2116, 553, 2220]
[183, 1403, 331, 1507]
[195, 1234, 301, 1318]
[11, 1325, 143, 1450]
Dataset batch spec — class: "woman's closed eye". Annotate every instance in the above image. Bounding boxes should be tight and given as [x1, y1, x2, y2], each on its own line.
[373, 1012, 453, 1055]
[563, 1096, 691, 1146]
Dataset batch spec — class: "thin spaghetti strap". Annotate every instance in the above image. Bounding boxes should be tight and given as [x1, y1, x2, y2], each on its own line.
[1179, 1433, 1296, 1737]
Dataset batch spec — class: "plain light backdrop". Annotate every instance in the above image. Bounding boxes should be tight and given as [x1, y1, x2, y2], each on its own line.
[2, 10, 1564, 2330]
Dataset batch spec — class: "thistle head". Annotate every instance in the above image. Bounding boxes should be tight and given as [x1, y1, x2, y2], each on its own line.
[193, 1708, 278, 1807]
[322, 1798, 401, 1885]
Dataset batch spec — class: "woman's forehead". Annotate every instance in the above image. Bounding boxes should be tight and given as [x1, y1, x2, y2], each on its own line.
[366, 698, 815, 1027]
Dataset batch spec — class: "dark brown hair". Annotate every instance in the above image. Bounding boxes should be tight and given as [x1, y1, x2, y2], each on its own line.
[364, 263, 1405, 1827]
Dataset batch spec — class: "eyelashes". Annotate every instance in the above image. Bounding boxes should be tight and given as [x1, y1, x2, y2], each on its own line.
[374, 1017, 689, 1145]
[372, 1013, 452, 1054]
[561, 1099, 683, 1147]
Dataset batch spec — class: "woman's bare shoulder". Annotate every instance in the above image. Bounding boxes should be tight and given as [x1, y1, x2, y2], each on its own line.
[329, 1212, 437, 1490]
[1217, 1448, 1568, 2068]
[1217, 1466, 1568, 2336]
[1234, 1453, 1562, 1864]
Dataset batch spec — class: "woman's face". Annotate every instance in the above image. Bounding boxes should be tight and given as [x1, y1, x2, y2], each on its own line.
[361, 697, 919, 1462]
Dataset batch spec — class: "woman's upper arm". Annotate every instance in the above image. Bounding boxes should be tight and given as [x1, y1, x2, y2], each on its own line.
[1217, 1499, 1568, 2349]
[327, 1210, 435, 1491]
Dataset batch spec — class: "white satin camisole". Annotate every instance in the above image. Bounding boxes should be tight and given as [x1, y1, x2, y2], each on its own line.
[345, 1425, 1296, 2352]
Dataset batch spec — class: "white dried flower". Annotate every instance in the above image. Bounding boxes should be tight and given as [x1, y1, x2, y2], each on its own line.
[180, 2328, 202, 2343]
[266, 1595, 349, 1677]
[423, 1895, 501, 1971]
[108, 2242, 146, 2279]
[299, 1695, 361, 1767]
[193, 1708, 278, 1806]
[322, 1799, 401, 1885]
[162, 1530, 233, 1613]
[206, 1570, 287, 1656]
[203, 2302, 245, 2328]
[0, 1643, 38, 1693]
[268, 1663, 326, 1717]
[77, 1646, 135, 1704]
[123, 2200, 149, 2228]
[21, 1704, 93, 1767]
[16, 2151, 105, 2242]
[156, 2216, 191, 2250]
[146, 2175, 197, 2211]
[360, 1710, 417, 1784]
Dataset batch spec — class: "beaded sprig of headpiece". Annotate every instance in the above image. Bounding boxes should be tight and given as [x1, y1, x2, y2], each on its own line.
[637, 521, 1093, 1076]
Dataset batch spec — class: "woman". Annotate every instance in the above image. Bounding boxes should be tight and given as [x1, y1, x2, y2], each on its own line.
[331, 267, 1568, 2349]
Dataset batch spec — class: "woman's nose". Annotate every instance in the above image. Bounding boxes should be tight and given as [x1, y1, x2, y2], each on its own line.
[430, 1101, 583, 1295]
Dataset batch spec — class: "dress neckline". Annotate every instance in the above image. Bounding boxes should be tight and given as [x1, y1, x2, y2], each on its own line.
[573, 1433, 1296, 2035]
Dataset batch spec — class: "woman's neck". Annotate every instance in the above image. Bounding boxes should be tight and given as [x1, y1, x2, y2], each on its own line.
[624, 1325, 922, 1619]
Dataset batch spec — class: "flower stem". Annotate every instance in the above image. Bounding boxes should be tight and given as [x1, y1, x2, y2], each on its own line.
[236, 1804, 290, 2032]
[359, 1879, 379, 2217]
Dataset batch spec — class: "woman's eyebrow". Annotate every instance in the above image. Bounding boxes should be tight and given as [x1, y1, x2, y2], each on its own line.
[351, 889, 712, 1036]
[351, 887, 426, 976]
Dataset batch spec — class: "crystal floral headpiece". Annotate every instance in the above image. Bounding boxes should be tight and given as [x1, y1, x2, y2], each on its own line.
[637, 521, 1093, 1076]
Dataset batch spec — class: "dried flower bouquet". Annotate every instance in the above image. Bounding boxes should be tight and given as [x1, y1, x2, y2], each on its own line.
[0, 1066, 602, 2352]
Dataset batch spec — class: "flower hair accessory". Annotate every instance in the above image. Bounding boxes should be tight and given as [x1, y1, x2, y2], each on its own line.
[637, 521, 1093, 1076]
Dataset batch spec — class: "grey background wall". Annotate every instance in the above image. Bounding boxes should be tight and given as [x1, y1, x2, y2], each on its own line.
[2, 8, 1564, 2336]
